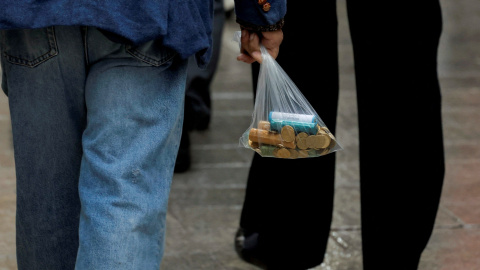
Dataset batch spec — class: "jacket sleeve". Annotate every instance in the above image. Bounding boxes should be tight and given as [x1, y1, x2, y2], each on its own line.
[234, 0, 286, 32]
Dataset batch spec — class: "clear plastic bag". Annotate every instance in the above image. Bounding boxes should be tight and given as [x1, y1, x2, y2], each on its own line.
[234, 31, 342, 159]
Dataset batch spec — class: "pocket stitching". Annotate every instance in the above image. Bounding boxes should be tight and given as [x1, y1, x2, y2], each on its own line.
[3, 27, 58, 68]
[125, 46, 176, 67]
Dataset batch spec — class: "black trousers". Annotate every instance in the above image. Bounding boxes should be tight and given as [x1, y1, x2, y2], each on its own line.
[239, 1, 445, 269]
[183, 0, 225, 131]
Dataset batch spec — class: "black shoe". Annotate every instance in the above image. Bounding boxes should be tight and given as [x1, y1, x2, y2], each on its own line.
[235, 228, 316, 270]
[234, 228, 269, 269]
[174, 131, 191, 173]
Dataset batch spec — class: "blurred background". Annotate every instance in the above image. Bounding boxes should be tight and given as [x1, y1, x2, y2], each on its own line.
[0, 0, 479, 269]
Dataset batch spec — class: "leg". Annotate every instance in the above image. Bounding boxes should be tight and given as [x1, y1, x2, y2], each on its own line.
[175, 0, 226, 172]
[1, 26, 87, 269]
[237, 0, 339, 268]
[75, 27, 188, 269]
[346, 1, 445, 268]
[184, 0, 225, 131]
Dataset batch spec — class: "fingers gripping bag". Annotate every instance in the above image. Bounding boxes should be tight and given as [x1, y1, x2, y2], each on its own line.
[234, 31, 342, 159]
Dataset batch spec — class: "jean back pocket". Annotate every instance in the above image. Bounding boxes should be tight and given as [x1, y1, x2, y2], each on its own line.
[2, 27, 58, 68]
[126, 39, 176, 67]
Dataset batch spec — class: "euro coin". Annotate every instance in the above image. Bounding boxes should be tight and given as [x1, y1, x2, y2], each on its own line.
[281, 125, 295, 143]
[298, 150, 309, 158]
[275, 148, 291, 158]
[248, 140, 260, 149]
[306, 135, 316, 149]
[296, 132, 308, 141]
[314, 134, 330, 149]
[258, 120, 271, 131]
[260, 145, 276, 156]
[288, 149, 299, 159]
[317, 125, 327, 135]
[297, 138, 308, 150]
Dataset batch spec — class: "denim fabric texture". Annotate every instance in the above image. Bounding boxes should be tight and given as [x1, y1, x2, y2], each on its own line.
[1, 26, 188, 270]
[0, 0, 285, 68]
[0, 0, 213, 67]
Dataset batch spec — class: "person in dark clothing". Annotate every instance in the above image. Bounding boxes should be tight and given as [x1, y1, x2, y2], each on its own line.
[175, 0, 226, 173]
[234, 1, 445, 269]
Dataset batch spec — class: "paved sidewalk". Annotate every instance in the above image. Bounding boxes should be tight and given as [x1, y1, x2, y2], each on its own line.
[1, 0, 480, 269]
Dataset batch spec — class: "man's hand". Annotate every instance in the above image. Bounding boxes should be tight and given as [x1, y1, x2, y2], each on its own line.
[237, 29, 283, 64]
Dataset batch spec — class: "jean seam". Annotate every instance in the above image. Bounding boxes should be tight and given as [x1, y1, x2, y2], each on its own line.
[83, 26, 89, 66]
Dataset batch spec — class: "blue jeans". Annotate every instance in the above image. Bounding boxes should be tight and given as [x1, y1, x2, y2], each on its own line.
[0, 26, 188, 269]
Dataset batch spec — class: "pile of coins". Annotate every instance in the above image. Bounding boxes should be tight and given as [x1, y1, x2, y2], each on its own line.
[247, 120, 338, 159]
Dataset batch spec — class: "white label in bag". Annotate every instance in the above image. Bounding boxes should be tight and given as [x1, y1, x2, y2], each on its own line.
[269, 112, 315, 123]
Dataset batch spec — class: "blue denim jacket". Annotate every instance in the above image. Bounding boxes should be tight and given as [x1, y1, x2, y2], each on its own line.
[0, 0, 286, 68]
